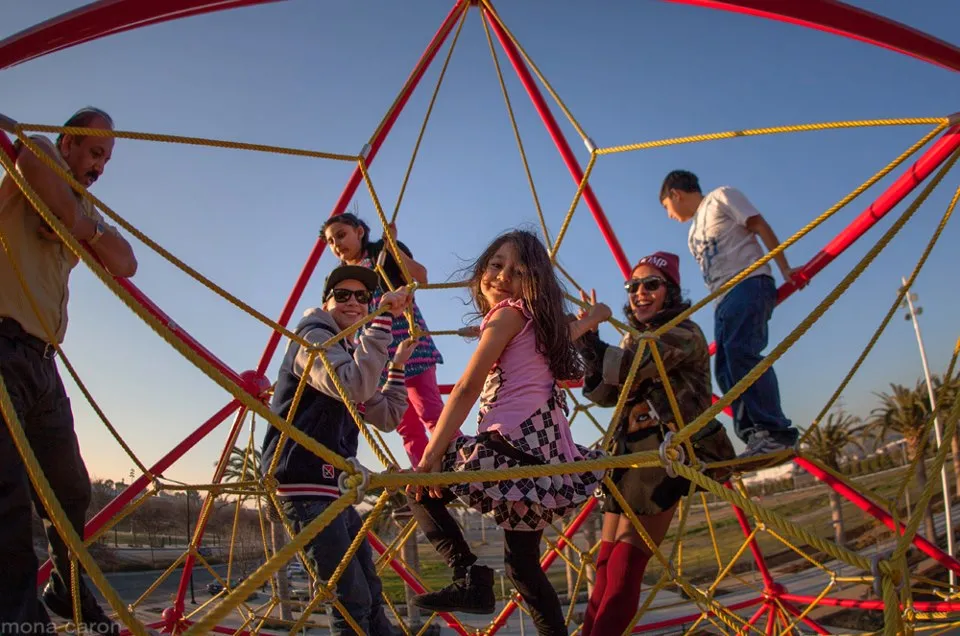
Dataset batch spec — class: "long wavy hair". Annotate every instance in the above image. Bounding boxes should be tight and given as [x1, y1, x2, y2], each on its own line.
[465, 230, 582, 382]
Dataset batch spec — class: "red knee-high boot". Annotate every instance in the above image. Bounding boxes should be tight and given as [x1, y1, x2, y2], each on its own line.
[580, 541, 614, 636]
[590, 541, 650, 635]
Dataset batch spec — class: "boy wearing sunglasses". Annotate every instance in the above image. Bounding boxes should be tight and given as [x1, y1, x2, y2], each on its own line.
[262, 265, 414, 635]
[659, 170, 801, 458]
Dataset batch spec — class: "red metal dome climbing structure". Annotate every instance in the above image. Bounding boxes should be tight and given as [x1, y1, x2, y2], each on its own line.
[2, 1, 960, 634]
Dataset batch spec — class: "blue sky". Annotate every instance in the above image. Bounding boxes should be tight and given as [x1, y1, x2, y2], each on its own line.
[3, 0, 959, 487]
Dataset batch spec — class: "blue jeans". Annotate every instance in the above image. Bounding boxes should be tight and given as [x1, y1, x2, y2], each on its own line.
[282, 498, 393, 636]
[714, 275, 797, 445]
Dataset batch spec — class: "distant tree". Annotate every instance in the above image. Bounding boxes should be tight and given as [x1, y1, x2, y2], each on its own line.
[870, 381, 936, 540]
[90, 479, 120, 546]
[801, 412, 866, 545]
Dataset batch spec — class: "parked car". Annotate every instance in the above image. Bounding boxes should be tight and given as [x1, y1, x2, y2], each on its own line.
[286, 561, 306, 578]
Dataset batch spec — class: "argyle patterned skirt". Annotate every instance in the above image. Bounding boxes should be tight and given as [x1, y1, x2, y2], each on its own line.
[441, 393, 606, 531]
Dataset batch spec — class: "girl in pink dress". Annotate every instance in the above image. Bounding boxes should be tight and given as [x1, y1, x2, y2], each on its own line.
[405, 230, 607, 635]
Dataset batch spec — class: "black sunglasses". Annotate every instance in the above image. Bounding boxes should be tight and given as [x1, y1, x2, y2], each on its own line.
[624, 276, 667, 295]
[327, 288, 373, 304]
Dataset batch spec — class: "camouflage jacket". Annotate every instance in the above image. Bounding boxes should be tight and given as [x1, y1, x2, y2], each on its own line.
[577, 311, 712, 436]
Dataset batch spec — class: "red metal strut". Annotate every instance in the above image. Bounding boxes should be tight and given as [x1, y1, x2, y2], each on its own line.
[664, 0, 960, 74]
[3, 0, 960, 632]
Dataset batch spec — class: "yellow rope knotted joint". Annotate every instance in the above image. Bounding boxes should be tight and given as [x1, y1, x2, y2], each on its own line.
[148, 478, 162, 494]
[871, 554, 904, 598]
[659, 431, 687, 478]
[338, 457, 370, 500]
[637, 331, 661, 343]
[260, 474, 279, 495]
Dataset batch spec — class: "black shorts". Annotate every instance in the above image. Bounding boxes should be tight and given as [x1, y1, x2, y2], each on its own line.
[601, 419, 735, 517]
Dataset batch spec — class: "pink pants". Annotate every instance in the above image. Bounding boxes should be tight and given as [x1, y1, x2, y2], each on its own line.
[395, 367, 447, 465]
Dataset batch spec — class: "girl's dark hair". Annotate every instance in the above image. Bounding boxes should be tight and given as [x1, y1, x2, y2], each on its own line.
[321, 212, 372, 255]
[622, 280, 691, 331]
[465, 230, 582, 382]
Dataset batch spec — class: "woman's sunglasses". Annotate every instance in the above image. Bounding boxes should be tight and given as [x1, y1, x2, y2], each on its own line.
[327, 288, 373, 304]
[624, 276, 666, 295]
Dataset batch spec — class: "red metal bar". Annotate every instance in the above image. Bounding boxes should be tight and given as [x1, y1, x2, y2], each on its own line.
[794, 456, 960, 574]
[255, 0, 469, 376]
[662, 0, 960, 74]
[725, 482, 776, 589]
[744, 602, 769, 630]
[117, 278, 252, 390]
[487, 497, 597, 633]
[172, 405, 255, 616]
[37, 399, 242, 583]
[481, 7, 632, 279]
[779, 598, 830, 635]
[367, 532, 469, 636]
[781, 593, 960, 613]
[630, 596, 762, 632]
[763, 604, 777, 636]
[701, 124, 960, 359]
[0, 0, 286, 71]
[779, 124, 960, 302]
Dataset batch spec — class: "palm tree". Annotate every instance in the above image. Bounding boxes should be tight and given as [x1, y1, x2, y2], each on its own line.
[220, 445, 293, 620]
[222, 445, 261, 491]
[801, 412, 866, 545]
[869, 382, 936, 540]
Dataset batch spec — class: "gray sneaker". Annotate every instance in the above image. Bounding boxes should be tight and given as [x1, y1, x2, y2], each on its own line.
[738, 430, 792, 459]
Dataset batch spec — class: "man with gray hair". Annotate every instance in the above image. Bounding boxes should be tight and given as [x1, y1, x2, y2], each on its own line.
[0, 107, 137, 635]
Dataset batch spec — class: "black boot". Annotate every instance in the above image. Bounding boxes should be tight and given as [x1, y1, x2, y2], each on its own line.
[42, 581, 121, 636]
[411, 564, 495, 615]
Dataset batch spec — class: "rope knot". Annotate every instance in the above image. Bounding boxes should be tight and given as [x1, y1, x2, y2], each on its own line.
[260, 474, 279, 494]
[658, 431, 686, 478]
[338, 458, 370, 501]
[871, 554, 904, 598]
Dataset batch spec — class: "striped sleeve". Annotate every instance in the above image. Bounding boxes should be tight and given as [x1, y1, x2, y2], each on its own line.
[385, 366, 405, 390]
[368, 315, 393, 336]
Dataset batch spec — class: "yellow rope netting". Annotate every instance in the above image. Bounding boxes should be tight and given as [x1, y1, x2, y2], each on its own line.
[2, 3, 959, 634]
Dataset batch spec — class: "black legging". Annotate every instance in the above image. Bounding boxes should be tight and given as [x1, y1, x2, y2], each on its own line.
[408, 491, 568, 635]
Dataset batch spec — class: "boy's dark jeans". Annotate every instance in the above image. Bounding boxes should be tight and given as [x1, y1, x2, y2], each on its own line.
[0, 322, 95, 633]
[282, 498, 394, 636]
[714, 275, 797, 446]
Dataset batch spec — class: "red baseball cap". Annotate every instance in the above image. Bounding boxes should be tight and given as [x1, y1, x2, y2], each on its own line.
[634, 251, 681, 287]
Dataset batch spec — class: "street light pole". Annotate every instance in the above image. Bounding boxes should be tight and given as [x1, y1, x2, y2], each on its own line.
[901, 276, 955, 586]
[186, 494, 196, 604]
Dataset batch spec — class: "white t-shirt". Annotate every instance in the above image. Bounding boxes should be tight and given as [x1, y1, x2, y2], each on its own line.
[687, 186, 771, 295]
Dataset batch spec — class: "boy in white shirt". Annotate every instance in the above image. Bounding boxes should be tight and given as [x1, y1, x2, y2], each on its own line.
[659, 170, 802, 457]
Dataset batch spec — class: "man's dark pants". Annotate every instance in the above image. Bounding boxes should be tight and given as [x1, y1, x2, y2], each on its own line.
[0, 319, 93, 634]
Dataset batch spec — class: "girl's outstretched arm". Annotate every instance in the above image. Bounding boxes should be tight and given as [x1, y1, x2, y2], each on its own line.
[410, 306, 525, 499]
[396, 250, 428, 285]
